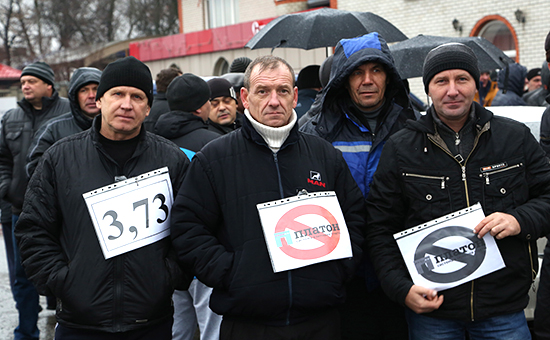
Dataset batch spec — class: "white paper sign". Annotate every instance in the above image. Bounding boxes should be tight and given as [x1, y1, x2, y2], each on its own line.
[394, 203, 505, 291]
[257, 191, 352, 273]
[83, 167, 173, 259]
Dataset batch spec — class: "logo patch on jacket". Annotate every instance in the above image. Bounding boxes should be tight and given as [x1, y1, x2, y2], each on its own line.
[308, 171, 326, 187]
[480, 162, 508, 173]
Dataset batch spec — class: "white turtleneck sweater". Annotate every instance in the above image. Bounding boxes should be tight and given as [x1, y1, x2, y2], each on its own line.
[244, 109, 297, 153]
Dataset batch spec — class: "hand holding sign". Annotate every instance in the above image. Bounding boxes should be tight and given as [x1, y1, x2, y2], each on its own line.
[474, 212, 521, 239]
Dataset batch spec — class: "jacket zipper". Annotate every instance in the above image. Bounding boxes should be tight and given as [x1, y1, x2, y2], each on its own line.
[481, 163, 523, 185]
[403, 173, 447, 189]
[273, 153, 292, 326]
[114, 255, 124, 331]
[427, 124, 489, 321]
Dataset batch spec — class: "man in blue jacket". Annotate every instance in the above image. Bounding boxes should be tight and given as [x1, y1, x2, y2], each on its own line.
[300, 32, 416, 339]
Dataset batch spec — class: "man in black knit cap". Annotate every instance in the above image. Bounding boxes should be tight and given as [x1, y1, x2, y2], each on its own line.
[15, 56, 190, 339]
[206, 77, 241, 135]
[366, 42, 550, 339]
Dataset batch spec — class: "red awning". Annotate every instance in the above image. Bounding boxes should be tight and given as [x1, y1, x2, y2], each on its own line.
[0, 63, 21, 80]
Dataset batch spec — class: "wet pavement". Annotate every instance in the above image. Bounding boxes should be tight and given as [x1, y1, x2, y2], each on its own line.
[0, 227, 56, 340]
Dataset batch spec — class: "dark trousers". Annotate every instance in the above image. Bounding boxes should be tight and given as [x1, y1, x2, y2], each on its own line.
[535, 240, 550, 340]
[220, 308, 340, 340]
[339, 276, 408, 340]
[54, 318, 172, 340]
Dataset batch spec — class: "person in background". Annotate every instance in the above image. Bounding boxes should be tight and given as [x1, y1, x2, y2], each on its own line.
[0, 61, 70, 340]
[144, 67, 182, 132]
[536, 29, 550, 340]
[229, 57, 252, 73]
[206, 78, 241, 135]
[491, 63, 528, 106]
[525, 67, 542, 93]
[524, 63, 550, 107]
[26, 67, 102, 177]
[155, 72, 222, 340]
[295, 65, 322, 120]
[220, 73, 246, 115]
[474, 70, 498, 107]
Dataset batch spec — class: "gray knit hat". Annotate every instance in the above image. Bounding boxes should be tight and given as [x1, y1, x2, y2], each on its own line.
[21, 61, 55, 86]
[229, 57, 252, 73]
[166, 73, 211, 112]
[422, 43, 480, 94]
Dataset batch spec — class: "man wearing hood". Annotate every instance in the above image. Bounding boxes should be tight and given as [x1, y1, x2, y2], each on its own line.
[491, 63, 528, 106]
[300, 32, 417, 339]
[0, 61, 70, 340]
[26, 67, 102, 177]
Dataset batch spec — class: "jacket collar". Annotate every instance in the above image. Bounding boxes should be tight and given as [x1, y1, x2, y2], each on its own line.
[407, 101, 492, 135]
[241, 113, 300, 150]
[18, 89, 61, 114]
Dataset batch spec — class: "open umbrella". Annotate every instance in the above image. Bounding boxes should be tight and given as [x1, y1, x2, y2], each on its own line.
[389, 35, 515, 79]
[245, 8, 407, 51]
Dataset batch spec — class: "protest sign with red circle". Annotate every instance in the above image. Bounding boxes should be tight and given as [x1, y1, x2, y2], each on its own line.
[274, 204, 340, 260]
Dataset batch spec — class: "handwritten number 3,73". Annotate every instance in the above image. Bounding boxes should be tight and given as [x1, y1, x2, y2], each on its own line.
[102, 193, 169, 241]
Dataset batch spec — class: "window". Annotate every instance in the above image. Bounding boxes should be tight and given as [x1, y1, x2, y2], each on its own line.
[207, 0, 239, 29]
[473, 16, 518, 62]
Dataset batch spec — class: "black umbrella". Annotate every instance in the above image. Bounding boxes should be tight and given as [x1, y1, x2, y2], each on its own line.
[245, 8, 407, 51]
[389, 34, 515, 79]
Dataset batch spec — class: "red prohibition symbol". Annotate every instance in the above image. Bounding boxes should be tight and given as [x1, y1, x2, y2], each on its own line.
[274, 204, 340, 260]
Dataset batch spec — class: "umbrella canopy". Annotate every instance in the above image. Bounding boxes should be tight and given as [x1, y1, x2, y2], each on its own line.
[389, 34, 515, 79]
[245, 8, 407, 50]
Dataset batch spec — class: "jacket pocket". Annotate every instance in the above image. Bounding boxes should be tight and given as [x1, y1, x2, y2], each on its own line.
[402, 171, 453, 222]
[4, 125, 24, 154]
[480, 162, 528, 213]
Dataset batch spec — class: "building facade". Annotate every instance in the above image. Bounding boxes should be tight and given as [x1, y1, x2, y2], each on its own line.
[131, 0, 548, 97]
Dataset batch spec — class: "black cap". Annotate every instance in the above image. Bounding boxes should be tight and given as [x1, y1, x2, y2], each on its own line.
[297, 65, 321, 89]
[527, 68, 542, 81]
[21, 61, 55, 86]
[96, 56, 154, 106]
[423, 43, 480, 94]
[207, 78, 237, 103]
[167, 73, 210, 112]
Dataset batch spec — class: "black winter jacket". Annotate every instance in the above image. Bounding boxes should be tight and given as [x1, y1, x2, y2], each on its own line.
[171, 116, 366, 326]
[0, 90, 70, 212]
[154, 110, 220, 152]
[15, 116, 190, 332]
[366, 102, 550, 321]
[26, 67, 101, 177]
[144, 92, 170, 133]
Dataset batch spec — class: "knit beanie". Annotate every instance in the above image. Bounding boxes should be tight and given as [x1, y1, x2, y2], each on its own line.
[207, 78, 237, 103]
[96, 56, 154, 106]
[229, 57, 252, 73]
[527, 68, 542, 81]
[166, 73, 211, 112]
[21, 61, 55, 86]
[422, 43, 480, 94]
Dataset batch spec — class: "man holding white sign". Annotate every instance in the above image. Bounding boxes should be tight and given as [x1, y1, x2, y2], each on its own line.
[15, 56, 190, 339]
[171, 55, 365, 340]
[366, 43, 550, 339]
